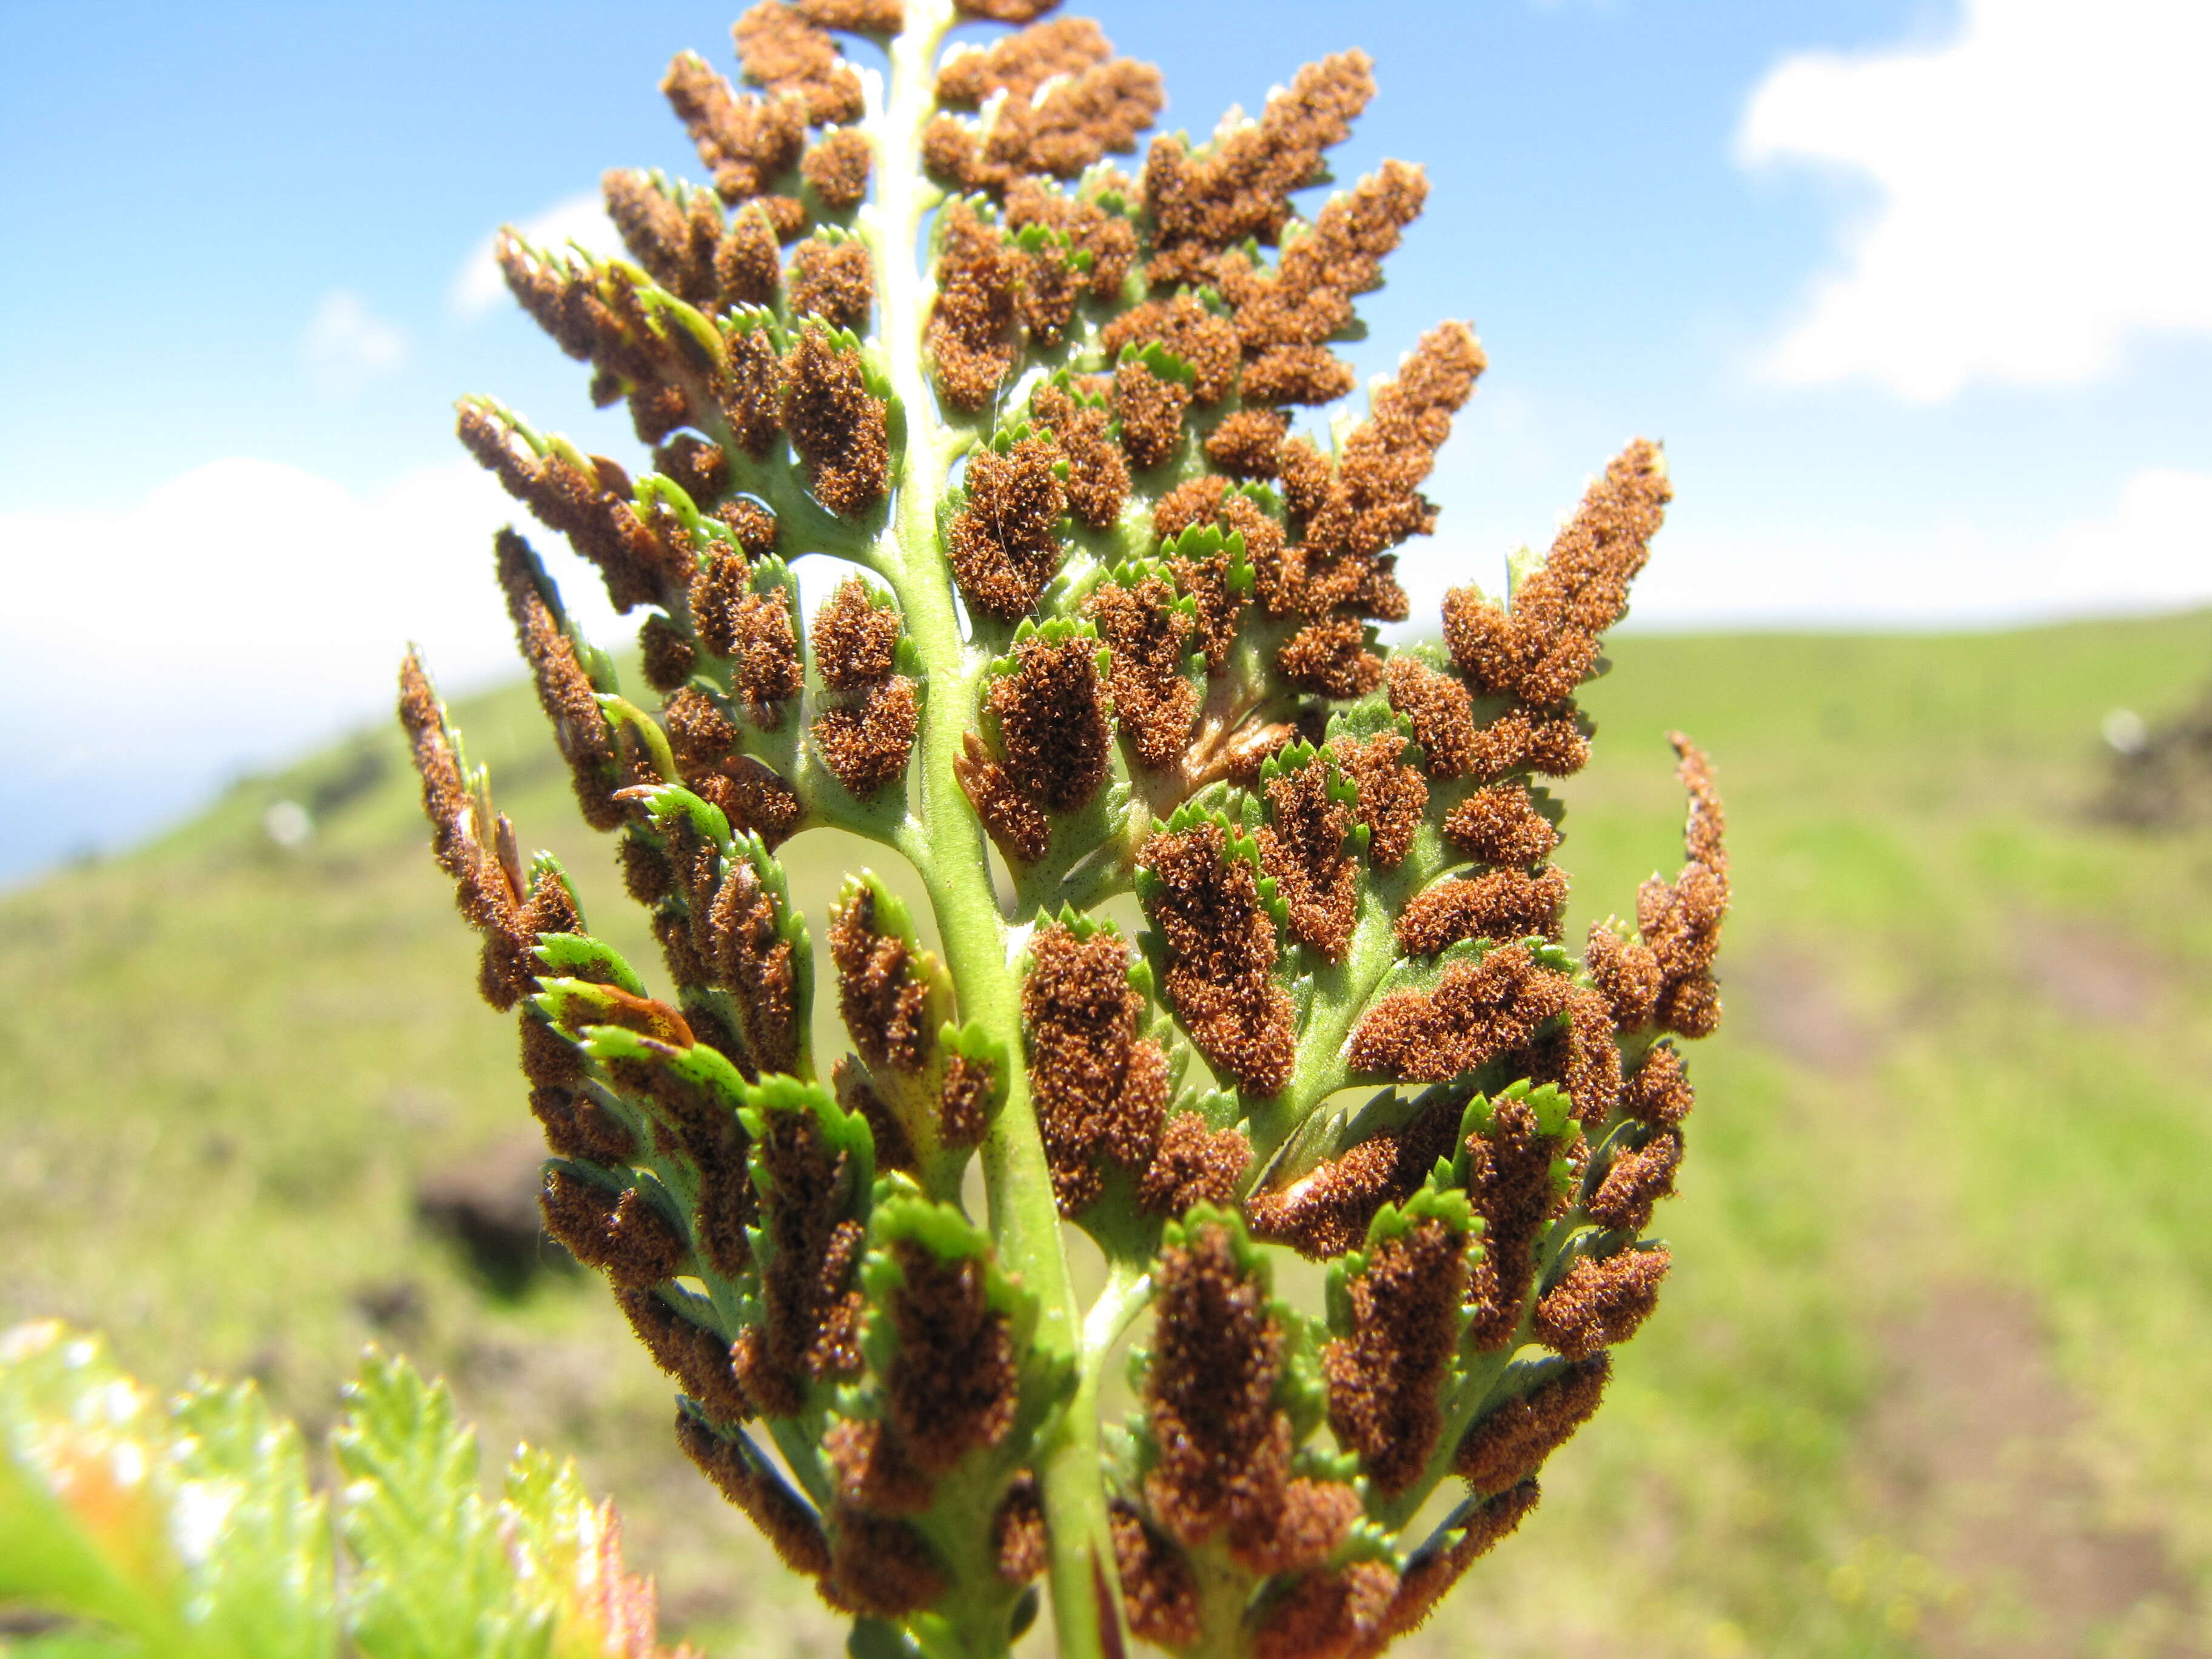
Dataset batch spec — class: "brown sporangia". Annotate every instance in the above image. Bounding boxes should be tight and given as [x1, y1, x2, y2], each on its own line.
[1466, 704, 1590, 781]
[707, 853, 801, 1076]
[1620, 1042, 1694, 1129]
[540, 1171, 689, 1289]
[1330, 731, 1427, 870]
[460, 404, 673, 613]
[523, 1029, 636, 1166]
[1030, 381, 1128, 531]
[824, 1418, 933, 1516]
[947, 437, 1069, 618]
[1136, 1111, 1252, 1216]
[1111, 1500, 1202, 1649]
[699, 753, 805, 848]
[1152, 475, 1288, 614]
[1007, 232, 1085, 346]
[1463, 1092, 1574, 1350]
[688, 546, 752, 657]
[787, 235, 873, 330]
[654, 431, 731, 511]
[808, 577, 918, 791]
[953, 0, 1059, 19]
[1348, 942, 1572, 1084]
[1100, 294, 1240, 403]
[825, 1064, 910, 1184]
[1252, 1561, 1400, 1659]
[713, 201, 783, 310]
[1393, 866, 1569, 957]
[1258, 756, 1361, 960]
[829, 886, 934, 1075]
[1139, 822, 1296, 1096]
[793, 0, 903, 30]
[1218, 161, 1427, 376]
[926, 202, 1019, 412]
[640, 610, 702, 698]
[1144, 1217, 1360, 1575]
[1276, 617, 1384, 700]
[1112, 353, 1190, 470]
[731, 1104, 870, 1415]
[1444, 781, 1560, 866]
[1381, 657, 1480, 780]
[1639, 735, 1729, 1037]
[954, 734, 1051, 865]
[1005, 174, 1139, 300]
[880, 1241, 1018, 1474]
[1275, 323, 1485, 621]
[718, 317, 786, 457]
[603, 169, 723, 306]
[1443, 440, 1671, 708]
[923, 18, 1162, 193]
[1143, 53, 1376, 286]
[495, 233, 686, 417]
[734, 2, 863, 126]
[1532, 1248, 1670, 1361]
[1586, 1128, 1683, 1235]
[491, 531, 626, 831]
[620, 834, 677, 907]
[1246, 1093, 1466, 1261]
[1324, 1218, 1469, 1495]
[1162, 542, 1242, 674]
[1205, 406, 1291, 478]
[1022, 923, 1170, 1214]
[1455, 1356, 1609, 1492]
[994, 1476, 1048, 1584]
[663, 686, 739, 782]
[675, 1413, 832, 1578]
[781, 324, 889, 518]
[811, 575, 900, 688]
[662, 50, 808, 205]
[1087, 572, 1198, 769]
[801, 128, 873, 209]
[988, 631, 1113, 812]
[1363, 1481, 1539, 1651]
[1584, 925, 1663, 1031]
[399, 657, 583, 1011]
[823, 1509, 946, 1617]
[727, 585, 806, 720]
[936, 16, 1110, 108]
[617, 1287, 752, 1424]
[938, 1054, 993, 1149]
[1241, 346, 1356, 409]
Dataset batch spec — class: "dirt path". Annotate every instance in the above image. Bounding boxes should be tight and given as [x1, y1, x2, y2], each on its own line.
[1865, 1284, 2203, 1658]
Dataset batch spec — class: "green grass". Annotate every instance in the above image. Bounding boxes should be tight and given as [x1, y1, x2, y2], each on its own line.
[5, 611, 2211, 1657]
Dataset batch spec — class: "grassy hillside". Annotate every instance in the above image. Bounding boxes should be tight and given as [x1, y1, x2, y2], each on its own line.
[5, 612, 2210, 1658]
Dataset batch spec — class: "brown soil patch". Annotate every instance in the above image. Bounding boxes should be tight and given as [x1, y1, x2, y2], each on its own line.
[1729, 941, 1886, 1073]
[2008, 916, 2169, 1028]
[1865, 1282, 2202, 1658]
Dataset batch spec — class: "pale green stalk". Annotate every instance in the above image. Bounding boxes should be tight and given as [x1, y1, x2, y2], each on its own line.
[863, 9, 1125, 1653]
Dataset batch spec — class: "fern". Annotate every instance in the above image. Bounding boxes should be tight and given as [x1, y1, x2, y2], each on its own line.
[392, 3, 1734, 1655]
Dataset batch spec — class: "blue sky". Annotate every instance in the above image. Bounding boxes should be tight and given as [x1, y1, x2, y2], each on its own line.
[2, 0, 2207, 883]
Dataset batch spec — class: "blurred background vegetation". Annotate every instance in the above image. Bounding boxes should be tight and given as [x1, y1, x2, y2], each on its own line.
[4, 612, 2208, 1658]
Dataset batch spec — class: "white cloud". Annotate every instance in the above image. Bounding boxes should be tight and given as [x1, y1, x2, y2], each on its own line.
[1612, 467, 2212, 628]
[0, 458, 629, 873]
[451, 193, 623, 321]
[0, 454, 870, 883]
[1738, 0, 2212, 401]
[301, 290, 408, 400]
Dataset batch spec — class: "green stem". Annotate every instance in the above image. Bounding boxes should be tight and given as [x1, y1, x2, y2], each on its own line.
[868, 9, 1125, 1655]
